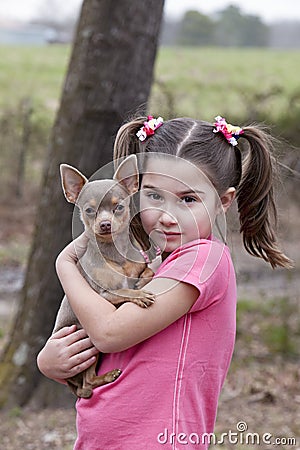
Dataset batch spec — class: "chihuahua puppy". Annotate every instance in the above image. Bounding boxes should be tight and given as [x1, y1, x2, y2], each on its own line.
[53, 155, 154, 398]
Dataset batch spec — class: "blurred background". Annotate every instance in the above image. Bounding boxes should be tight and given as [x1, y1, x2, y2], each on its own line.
[0, 1, 299, 449]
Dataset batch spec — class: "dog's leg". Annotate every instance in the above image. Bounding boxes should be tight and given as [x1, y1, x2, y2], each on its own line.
[135, 267, 154, 289]
[67, 373, 85, 396]
[103, 288, 155, 308]
[66, 359, 121, 399]
[74, 357, 122, 398]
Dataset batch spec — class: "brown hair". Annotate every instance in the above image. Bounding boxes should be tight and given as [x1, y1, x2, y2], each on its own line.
[114, 116, 293, 269]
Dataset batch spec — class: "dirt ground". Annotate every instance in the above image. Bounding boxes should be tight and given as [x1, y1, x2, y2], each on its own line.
[0, 198, 299, 449]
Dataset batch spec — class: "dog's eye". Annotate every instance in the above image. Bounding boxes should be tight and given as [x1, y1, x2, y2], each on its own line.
[85, 207, 96, 215]
[114, 204, 124, 213]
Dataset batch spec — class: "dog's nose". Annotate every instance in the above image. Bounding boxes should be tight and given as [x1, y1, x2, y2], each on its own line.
[100, 221, 111, 233]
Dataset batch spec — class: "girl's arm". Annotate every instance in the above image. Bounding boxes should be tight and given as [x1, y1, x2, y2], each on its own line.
[56, 234, 199, 353]
[37, 325, 99, 382]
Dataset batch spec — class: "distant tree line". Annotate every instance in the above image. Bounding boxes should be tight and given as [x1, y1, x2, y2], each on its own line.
[30, 3, 300, 48]
[161, 5, 300, 48]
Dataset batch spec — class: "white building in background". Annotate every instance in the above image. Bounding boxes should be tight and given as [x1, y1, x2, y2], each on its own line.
[0, 20, 71, 45]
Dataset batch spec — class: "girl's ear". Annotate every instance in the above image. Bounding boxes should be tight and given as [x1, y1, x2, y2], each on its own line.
[220, 187, 236, 212]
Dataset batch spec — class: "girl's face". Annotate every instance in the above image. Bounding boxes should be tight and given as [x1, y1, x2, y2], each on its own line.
[140, 156, 223, 255]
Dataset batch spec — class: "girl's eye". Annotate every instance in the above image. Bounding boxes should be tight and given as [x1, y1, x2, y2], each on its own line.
[147, 192, 163, 201]
[85, 207, 96, 215]
[114, 204, 124, 213]
[182, 196, 197, 203]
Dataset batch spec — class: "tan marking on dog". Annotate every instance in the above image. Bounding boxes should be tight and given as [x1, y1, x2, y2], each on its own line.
[89, 198, 97, 208]
[111, 196, 119, 206]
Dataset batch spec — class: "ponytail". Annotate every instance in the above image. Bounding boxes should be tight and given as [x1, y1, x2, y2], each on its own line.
[113, 116, 154, 253]
[237, 126, 293, 269]
[113, 116, 146, 166]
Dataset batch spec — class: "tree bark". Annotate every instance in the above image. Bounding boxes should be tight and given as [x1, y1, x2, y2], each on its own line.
[0, 0, 164, 408]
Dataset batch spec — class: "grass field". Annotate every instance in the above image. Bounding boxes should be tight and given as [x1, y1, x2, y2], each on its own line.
[1, 45, 300, 126]
[151, 46, 300, 122]
[0, 45, 71, 120]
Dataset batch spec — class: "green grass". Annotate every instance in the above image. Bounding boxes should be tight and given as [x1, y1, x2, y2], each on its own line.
[151, 47, 300, 122]
[0, 45, 71, 126]
[1, 45, 300, 125]
[0, 45, 70, 102]
[236, 297, 299, 358]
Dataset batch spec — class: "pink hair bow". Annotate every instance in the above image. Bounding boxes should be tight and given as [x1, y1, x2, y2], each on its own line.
[213, 115, 243, 146]
[136, 115, 164, 142]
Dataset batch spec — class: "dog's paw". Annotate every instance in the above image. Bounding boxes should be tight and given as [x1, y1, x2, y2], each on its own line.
[104, 369, 122, 383]
[133, 290, 156, 308]
[135, 268, 154, 289]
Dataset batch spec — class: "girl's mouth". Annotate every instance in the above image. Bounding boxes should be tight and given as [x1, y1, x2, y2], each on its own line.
[159, 230, 181, 238]
[150, 229, 182, 245]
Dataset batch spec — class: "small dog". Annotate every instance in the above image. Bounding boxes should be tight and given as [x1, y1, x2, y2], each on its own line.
[53, 155, 154, 398]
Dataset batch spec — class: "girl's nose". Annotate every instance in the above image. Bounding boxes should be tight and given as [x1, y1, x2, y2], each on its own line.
[158, 210, 177, 226]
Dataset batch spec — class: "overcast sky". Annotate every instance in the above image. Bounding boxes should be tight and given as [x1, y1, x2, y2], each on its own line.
[0, 0, 299, 24]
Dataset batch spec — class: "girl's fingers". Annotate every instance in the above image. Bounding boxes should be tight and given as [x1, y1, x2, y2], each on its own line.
[69, 348, 98, 371]
[51, 325, 77, 339]
[63, 328, 90, 345]
[38, 325, 98, 380]
[68, 356, 98, 377]
[52, 327, 91, 348]
[69, 336, 97, 355]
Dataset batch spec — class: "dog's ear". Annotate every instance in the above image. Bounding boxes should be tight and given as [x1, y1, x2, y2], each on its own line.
[60, 164, 88, 204]
[113, 155, 139, 194]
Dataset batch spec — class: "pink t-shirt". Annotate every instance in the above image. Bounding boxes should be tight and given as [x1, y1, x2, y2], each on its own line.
[74, 238, 236, 450]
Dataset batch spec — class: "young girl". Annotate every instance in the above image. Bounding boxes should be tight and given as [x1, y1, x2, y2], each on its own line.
[37, 115, 292, 449]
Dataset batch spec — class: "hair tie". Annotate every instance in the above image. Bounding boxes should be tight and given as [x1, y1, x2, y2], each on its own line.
[136, 115, 164, 142]
[213, 115, 243, 146]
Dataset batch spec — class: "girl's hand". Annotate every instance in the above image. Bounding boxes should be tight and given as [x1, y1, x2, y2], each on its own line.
[56, 232, 89, 267]
[37, 325, 98, 383]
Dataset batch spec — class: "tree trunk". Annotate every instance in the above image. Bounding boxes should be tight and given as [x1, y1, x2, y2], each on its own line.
[0, 0, 164, 408]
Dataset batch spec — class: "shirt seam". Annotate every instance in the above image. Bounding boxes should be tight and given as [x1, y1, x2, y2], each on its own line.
[172, 314, 192, 449]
